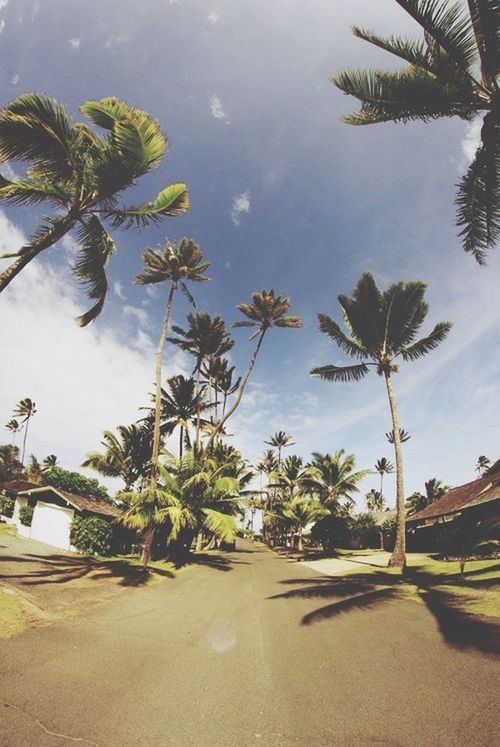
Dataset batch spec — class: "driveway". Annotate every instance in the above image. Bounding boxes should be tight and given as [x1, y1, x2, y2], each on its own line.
[0, 539, 498, 746]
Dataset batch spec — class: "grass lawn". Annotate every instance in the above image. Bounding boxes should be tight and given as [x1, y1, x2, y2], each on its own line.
[0, 589, 26, 639]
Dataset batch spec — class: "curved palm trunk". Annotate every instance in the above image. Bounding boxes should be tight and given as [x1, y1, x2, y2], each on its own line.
[21, 416, 30, 467]
[0, 212, 77, 293]
[202, 329, 267, 458]
[384, 373, 406, 569]
[380, 472, 384, 497]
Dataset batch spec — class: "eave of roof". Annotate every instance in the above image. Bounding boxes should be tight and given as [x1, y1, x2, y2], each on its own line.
[406, 474, 500, 523]
[17, 486, 121, 518]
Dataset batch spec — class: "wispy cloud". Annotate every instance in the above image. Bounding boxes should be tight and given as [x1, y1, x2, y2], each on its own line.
[113, 281, 126, 301]
[207, 9, 220, 24]
[123, 304, 149, 328]
[0, 19, 5, 33]
[461, 117, 482, 167]
[105, 33, 130, 48]
[11, 74, 19, 85]
[0, 0, 8, 11]
[0, 162, 18, 181]
[68, 36, 81, 49]
[231, 191, 251, 225]
[210, 95, 230, 124]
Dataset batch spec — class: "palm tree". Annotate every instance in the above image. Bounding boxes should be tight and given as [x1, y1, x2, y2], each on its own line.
[135, 238, 209, 488]
[119, 481, 177, 569]
[169, 313, 234, 446]
[366, 488, 386, 512]
[217, 363, 241, 419]
[375, 457, 394, 498]
[0, 94, 189, 323]
[476, 455, 491, 475]
[159, 375, 211, 457]
[267, 496, 328, 551]
[332, 0, 500, 264]
[264, 431, 295, 467]
[203, 291, 303, 458]
[83, 423, 150, 491]
[13, 398, 36, 466]
[5, 419, 22, 445]
[308, 450, 370, 511]
[425, 477, 449, 501]
[386, 428, 411, 444]
[310, 273, 452, 567]
[42, 454, 58, 471]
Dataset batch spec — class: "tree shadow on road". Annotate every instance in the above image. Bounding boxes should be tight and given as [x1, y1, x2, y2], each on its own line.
[173, 551, 251, 572]
[269, 566, 500, 656]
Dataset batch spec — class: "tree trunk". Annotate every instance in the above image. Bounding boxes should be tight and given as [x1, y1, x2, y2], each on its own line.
[202, 330, 267, 459]
[150, 282, 176, 490]
[179, 425, 184, 459]
[297, 530, 303, 552]
[142, 525, 154, 569]
[195, 531, 203, 552]
[384, 372, 406, 569]
[21, 416, 30, 467]
[459, 557, 466, 580]
[195, 363, 201, 449]
[0, 212, 77, 293]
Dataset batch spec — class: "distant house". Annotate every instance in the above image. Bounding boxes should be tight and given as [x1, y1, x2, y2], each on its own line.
[8, 485, 121, 551]
[406, 463, 500, 551]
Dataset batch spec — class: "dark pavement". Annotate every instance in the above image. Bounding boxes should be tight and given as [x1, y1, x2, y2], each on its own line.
[0, 539, 498, 746]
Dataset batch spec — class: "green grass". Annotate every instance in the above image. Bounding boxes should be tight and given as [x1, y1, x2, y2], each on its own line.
[0, 589, 26, 639]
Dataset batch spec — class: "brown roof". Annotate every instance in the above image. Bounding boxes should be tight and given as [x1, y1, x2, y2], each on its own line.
[407, 472, 500, 523]
[0, 480, 40, 494]
[18, 486, 121, 519]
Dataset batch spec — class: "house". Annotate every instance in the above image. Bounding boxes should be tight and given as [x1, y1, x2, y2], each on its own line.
[9, 485, 121, 551]
[406, 463, 500, 551]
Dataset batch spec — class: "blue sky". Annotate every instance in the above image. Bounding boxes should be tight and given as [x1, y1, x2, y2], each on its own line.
[0, 0, 499, 506]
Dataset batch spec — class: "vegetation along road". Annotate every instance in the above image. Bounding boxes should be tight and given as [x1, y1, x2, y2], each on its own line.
[0, 540, 498, 746]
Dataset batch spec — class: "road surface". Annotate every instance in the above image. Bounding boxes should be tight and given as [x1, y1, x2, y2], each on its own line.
[0, 540, 498, 746]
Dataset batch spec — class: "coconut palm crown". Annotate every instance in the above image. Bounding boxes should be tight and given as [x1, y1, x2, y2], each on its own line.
[332, 0, 500, 263]
[311, 272, 452, 567]
[0, 94, 189, 324]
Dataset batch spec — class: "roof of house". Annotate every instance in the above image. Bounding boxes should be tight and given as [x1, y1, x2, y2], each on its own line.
[407, 471, 500, 524]
[0, 480, 40, 494]
[17, 485, 121, 519]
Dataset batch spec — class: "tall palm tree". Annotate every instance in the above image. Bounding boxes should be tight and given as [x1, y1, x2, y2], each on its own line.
[375, 457, 395, 498]
[135, 238, 209, 489]
[310, 273, 452, 567]
[159, 375, 212, 457]
[264, 431, 295, 467]
[203, 290, 303, 457]
[217, 363, 241, 418]
[13, 398, 36, 466]
[307, 450, 370, 510]
[386, 428, 411, 444]
[332, 0, 500, 263]
[269, 455, 311, 502]
[0, 94, 189, 324]
[476, 454, 491, 475]
[169, 313, 234, 446]
[83, 423, 150, 491]
[5, 419, 22, 446]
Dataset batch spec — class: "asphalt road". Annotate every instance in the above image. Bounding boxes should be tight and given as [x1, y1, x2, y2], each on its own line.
[0, 540, 498, 746]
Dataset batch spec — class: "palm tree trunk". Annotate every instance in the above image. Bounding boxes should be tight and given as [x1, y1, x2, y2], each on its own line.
[380, 473, 383, 497]
[179, 425, 184, 459]
[384, 373, 406, 569]
[195, 362, 201, 449]
[150, 282, 176, 490]
[142, 525, 154, 569]
[21, 416, 30, 467]
[0, 212, 77, 293]
[202, 329, 267, 458]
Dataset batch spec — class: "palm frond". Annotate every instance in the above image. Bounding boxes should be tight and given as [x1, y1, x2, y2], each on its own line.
[201, 508, 236, 542]
[400, 321, 452, 360]
[456, 112, 500, 263]
[104, 183, 189, 229]
[73, 216, 116, 326]
[383, 280, 428, 351]
[352, 26, 434, 72]
[0, 177, 72, 208]
[317, 313, 367, 359]
[80, 97, 134, 129]
[310, 363, 369, 382]
[111, 114, 166, 176]
[467, 0, 500, 84]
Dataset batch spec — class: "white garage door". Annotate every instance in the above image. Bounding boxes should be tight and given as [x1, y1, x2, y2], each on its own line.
[30, 501, 75, 551]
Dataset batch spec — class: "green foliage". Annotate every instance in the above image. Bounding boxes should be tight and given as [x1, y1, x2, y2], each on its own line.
[380, 516, 397, 544]
[311, 513, 353, 553]
[0, 444, 24, 481]
[351, 513, 380, 548]
[19, 505, 34, 527]
[0, 494, 14, 517]
[42, 467, 109, 501]
[70, 515, 113, 556]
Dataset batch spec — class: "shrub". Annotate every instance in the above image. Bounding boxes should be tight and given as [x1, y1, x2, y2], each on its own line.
[311, 514, 352, 553]
[351, 513, 379, 548]
[19, 505, 34, 527]
[380, 515, 397, 546]
[70, 515, 113, 556]
[0, 494, 15, 518]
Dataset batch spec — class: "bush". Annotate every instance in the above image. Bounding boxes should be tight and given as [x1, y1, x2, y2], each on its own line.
[70, 515, 113, 556]
[380, 516, 397, 545]
[43, 467, 110, 502]
[351, 513, 380, 548]
[0, 494, 15, 518]
[19, 505, 34, 527]
[311, 514, 352, 553]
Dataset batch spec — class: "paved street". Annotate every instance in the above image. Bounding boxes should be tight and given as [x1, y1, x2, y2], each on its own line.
[0, 540, 498, 746]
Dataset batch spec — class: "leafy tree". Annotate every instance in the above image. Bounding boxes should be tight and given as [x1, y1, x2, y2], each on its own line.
[13, 398, 36, 466]
[0, 444, 24, 482]
[311, 273, 452, 567]
[332, 0, 500, 263]
[83, 424, 151, 491]
[0, 94, 189, 323]
[26, 455, 43, 483]
[406, 477, 449, 514]
[375, 457, 394, 498]
[135, 238, 209, 490]
[311, 510, 353, 553]
[307, 449, 370, 510]
[351, 512, 380, 548]
[476, 454, 492, 475]
[267, 496, 328, 551]
[42, 466, 110, 502]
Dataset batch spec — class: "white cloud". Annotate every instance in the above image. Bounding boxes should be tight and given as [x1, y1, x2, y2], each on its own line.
[68, 36, 81, 49]
[113, 280, 126, 300]
[461, 117, 482, 166]
[210, 95, 230, 124]
[11, 74, 19, 85]
[207, 9, 220, 23]
[0, 162, 18, 181]
[231, 191, 251, 225]
[60, 233, 80, 258]
[0, 0, 9, 10]
[0, 19, 5, 33]
[105, 33, 130, 48]
[123, 304, 149, 328]
[0, 210, 187, 489]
